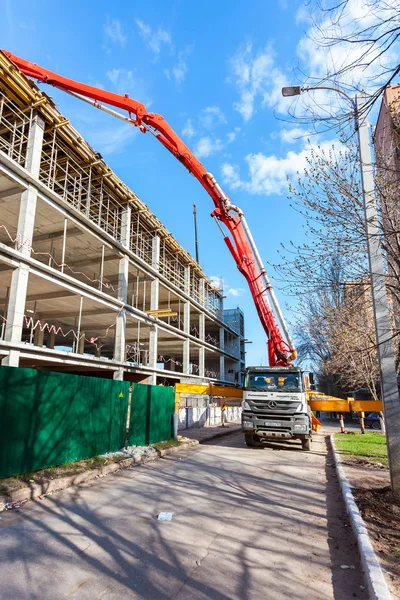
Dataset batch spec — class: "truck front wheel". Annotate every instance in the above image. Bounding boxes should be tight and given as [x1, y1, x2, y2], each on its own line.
[302, 438, 311, 451]
[245, 434, 257, 447]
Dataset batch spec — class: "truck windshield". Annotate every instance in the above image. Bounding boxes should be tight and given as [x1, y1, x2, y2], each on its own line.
[245, 371, 303, 392]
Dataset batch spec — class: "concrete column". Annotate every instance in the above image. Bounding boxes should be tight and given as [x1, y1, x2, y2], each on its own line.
[184, 303, 190, 334]
[33, 326, 44, 348]
[199, 313, 205, 340]
[113, 206, 131, 381]
[219, 355, 225, 381]
[150, 235, 160, 311]
[199, 312, 205, 378]
[183, 339, 190, 375]
[199, 278, 205, 306]
[77, 333, 85, 355]
[219, 327, 225, 351]
[199, 346, 205, 378]
[183, 266, 190, 374]
[3, 113, 45, 367]
[148, 325, 157, 385]
[219, 327, 225, 380]
[47, 331, 56, 349]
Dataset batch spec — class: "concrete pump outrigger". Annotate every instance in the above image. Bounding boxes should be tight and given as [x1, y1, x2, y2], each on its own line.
[3, 50, 315, 450]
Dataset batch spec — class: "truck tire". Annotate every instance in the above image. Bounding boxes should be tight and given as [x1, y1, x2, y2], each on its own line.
[245, 434, 256, 447]
[302, 438, 311, 451]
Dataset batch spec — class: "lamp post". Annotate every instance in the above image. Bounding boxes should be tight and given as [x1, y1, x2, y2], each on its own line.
[282, 85, 400, 497]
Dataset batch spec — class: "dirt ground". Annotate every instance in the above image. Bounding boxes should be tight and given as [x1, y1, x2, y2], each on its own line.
[342, 456, 400, 599]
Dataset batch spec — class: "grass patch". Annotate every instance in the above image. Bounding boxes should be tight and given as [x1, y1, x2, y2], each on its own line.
[152, 438, 182, 451]
[334, 431, 388, 466]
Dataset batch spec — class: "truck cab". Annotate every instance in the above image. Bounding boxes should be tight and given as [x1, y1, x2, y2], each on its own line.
[242, 366, 312, 450]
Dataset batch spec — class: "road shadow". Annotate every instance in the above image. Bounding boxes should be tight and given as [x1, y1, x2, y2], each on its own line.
[0, 430, 369, 599]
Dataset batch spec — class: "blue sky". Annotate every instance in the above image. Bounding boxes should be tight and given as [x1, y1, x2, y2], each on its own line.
[2, 0, 394, 365]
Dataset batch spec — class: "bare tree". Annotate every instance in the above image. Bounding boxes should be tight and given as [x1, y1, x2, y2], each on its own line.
[275, 137, 400, 392]
[274, 140, 368, 295]
[283, 0, 400, 131]
[311, 0, 400, 111]
[292, 265, 380, 398]
[326, 282, 380, 399]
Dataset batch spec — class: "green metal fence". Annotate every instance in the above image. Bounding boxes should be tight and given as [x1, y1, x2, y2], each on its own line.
[0, 365, 129, 479]
[128, 383, 175, 446]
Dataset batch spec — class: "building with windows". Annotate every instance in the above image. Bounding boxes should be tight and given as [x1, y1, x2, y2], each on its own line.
[0, 51, 244, 384]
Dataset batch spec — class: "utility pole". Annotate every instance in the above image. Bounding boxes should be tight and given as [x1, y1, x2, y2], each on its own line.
[356, 92, 400, 497]
[193, 203, 199, 263]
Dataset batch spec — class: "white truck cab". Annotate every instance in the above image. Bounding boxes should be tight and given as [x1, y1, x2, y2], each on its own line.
[242, 365, 312, 450]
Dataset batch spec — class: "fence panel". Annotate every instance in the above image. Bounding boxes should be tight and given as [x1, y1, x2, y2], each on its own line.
[128, 384, 174, 446]
[0, 365, 129, 478]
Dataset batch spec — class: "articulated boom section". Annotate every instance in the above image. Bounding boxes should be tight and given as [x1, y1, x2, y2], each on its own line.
[3, 50, 297, 366]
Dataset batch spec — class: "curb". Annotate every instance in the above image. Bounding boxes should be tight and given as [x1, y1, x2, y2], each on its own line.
[0, 439, 199, 508]
[330, 434, 392, 600]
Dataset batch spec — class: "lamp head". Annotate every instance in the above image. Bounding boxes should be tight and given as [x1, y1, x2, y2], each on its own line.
[281, 86, 301, 97]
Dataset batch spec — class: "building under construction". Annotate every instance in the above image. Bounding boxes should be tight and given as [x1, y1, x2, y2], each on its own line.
[0, 52, 245, 384]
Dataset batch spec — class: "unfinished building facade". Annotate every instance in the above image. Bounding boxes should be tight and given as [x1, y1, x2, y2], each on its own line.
[0, 52, 245, 385]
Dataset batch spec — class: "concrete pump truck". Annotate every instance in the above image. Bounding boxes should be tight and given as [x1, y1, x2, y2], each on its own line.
[2, 50, 313, 450]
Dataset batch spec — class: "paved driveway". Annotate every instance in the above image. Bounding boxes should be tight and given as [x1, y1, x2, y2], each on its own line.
[0, 430, 366, 599]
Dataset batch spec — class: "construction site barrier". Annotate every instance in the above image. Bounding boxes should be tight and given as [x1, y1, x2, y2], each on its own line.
[0, 365, 128, 479]
[128, 383, 175, 446]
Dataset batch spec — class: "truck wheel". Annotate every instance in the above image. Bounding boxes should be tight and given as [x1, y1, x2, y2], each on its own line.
[245, 434, 256, 447]
[302, 438, 311, 451]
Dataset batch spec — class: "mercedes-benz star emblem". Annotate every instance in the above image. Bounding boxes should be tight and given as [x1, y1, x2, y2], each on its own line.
[267, 401, 277, 409]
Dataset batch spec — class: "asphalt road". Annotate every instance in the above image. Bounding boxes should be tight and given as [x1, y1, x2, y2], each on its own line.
[0, 430, 367, 600]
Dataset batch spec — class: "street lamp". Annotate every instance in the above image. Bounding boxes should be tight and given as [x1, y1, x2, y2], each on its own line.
[282, 84, 400, 498]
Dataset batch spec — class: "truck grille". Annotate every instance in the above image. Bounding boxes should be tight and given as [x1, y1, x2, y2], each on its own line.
[248, 400, 300, 416]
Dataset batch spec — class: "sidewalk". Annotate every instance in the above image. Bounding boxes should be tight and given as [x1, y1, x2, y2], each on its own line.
[179, 422, 241, 443]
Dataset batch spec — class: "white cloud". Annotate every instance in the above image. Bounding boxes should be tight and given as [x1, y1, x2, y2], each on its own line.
[208, 275, 223, 289]
[229, 43, 289, 121]
[227, 287, 246, 297]
[226, 127, 241, 144]
[221, 163, 242, 189]
[104, 17, 127, 46]
[195, 136, 223, 158]
[182, 118, 195, 139]
[229, 1, 400, 125]
[136, 19, 172, 55]
[222, 140, 343, 195]
[166, 46, 193, 84]
[172, 51, 188, 83]
[294, 0, 400, 99]
[182, 105, 229, 157]
[136, 19, 151, 38]
[279, 127, 309, 144]
[199, 106, 227, 129]
[87, 124, 137, 155]
[107, 68, 135, 94]
[106, 69, 152, 108]
[207, 277, 246, 297]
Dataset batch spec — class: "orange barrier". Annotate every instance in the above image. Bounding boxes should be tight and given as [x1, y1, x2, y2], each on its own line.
[311, 411, 321, 431]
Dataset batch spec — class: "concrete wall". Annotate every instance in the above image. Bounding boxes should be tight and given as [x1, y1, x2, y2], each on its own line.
[178, 401, 242, 430]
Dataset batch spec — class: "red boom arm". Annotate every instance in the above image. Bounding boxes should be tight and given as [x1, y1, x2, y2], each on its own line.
[3, 50, 296, 366]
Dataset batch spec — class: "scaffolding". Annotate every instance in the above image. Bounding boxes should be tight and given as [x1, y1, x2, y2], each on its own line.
[0, 86, 224, 320]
